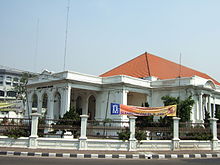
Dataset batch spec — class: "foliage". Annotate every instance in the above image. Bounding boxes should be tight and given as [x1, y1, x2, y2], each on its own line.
[56, 107, 80, 126]
[3, 127, 30, 139]
[161, 95, 194, 122]
[14, 72, 35, 101]
[135, 130, 147, 141]
[117, 128, 130, 141]
[179, 96, 195, 122]
[118, 128, 147, 141]
[161, 96, 179, 107]
[158, 116, 173, 127]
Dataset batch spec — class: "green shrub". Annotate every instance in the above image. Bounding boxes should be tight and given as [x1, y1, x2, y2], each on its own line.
[3, 127, 30, 139]
[184, 132, 213, 140]
[56, 107, 80, 126]
[135, 130, 147, 141]
[118, 129, 147, 141]
[117, 128, 130, 141]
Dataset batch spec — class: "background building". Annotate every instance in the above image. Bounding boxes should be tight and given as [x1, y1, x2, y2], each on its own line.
[0, 65, 36, 119]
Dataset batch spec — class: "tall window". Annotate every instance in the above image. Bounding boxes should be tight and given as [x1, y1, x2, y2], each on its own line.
[0, 90, 4, 97]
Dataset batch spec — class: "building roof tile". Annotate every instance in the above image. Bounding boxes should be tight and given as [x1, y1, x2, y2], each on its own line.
[100, 53, 220, 85]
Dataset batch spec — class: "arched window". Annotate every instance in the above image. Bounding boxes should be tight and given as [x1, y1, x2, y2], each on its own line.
[76, 96, 82, 115]
[42, 93, 48, 108]
[42, 93, 48, 116]
[54, 92, 61, 120]
[32, 93, 38, 108]
[205, 81, 216, 90]
[88, 95, 96, 120]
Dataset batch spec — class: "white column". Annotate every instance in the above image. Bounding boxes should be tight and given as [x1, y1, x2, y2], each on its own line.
[213, 96, 216, 118]
[172, 117, 180, 151]
[208, 95, 212, 118]
[29, 113, 41, 148]
[199, 92, 203, 121]
[173, 117, 180, 140]
[190, 93, 196, 123]
[194, 94, 199, 122]
[79, 115, 89, 150]
[122, 89, 128, 105]
[129, 116, 137, 151]
[209, 118, 219, 150]
[37, 98, 42, 115]
[47, 92, 54, 120]
[121, 89, 129, 121]
[25, 91, 34, 118]
[30, 113, 41, 137]
[27, 100, 32, 118]
[60, 85, 71, 117]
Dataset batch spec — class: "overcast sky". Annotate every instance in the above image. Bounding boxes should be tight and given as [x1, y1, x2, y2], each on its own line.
[1, 0, 220, 81]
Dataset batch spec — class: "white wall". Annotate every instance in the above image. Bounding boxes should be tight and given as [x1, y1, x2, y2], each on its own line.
[127, 92, 147, 106]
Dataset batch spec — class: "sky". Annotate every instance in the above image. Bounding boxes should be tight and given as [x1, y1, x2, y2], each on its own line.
[1, 0, 220, 81]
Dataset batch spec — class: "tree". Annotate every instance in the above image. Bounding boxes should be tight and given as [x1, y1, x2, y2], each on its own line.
[14, 72, 35, 102]
[56, 107, 80, 126]
[178, 96, 194, 122]
[161, 95, 194, 122]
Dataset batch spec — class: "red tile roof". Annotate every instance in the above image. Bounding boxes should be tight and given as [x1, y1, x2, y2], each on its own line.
[100, 52, 220, 85]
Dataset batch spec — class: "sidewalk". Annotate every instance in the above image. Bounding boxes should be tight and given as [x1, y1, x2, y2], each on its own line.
[0, 147, 220, 159]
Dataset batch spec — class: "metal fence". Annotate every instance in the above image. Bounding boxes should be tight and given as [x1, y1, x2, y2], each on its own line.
[136, 122, 173, 140]
[0, 117, 31, 137]
[179, 122, 212, 140]
[87, 120, 129, 139]
[37, 118, 81, 138]
[1, 116, 219, 141]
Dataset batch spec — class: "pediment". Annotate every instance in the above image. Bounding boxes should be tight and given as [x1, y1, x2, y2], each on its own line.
[204, 80, 216, 90]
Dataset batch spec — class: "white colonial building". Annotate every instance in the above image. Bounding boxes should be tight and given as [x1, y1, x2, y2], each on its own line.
[25, 53, 220, 123]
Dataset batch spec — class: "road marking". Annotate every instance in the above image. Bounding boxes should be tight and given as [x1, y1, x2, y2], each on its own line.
[119, 154, 126, 159]
[63, 153, 70, 157]
[158, 154, 165, 159]
[77, 154, 84, 159]
[171, 154, 178, 159]
[91, 154, 98, 158]
[183, 154, 190, 158]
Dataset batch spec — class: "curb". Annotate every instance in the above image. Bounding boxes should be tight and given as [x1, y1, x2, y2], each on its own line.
[0, 151, 220, 159]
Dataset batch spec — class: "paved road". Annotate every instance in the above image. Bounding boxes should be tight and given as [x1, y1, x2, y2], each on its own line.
[1, 156, 220, 165]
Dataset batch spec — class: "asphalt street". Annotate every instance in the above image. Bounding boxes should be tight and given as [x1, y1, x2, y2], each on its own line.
[0, 156, 220, 165]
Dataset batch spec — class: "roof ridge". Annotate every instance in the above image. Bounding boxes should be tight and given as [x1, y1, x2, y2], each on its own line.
[145, 52, 151, 77]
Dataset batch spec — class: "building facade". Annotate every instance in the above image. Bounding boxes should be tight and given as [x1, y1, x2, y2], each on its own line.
[25, 53, 220, 123]
[0, 67, 23, 100]
[0, 66, 36, 118]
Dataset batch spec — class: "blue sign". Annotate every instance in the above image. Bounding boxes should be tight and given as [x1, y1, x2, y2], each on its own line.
[111, 103, 120, 115]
